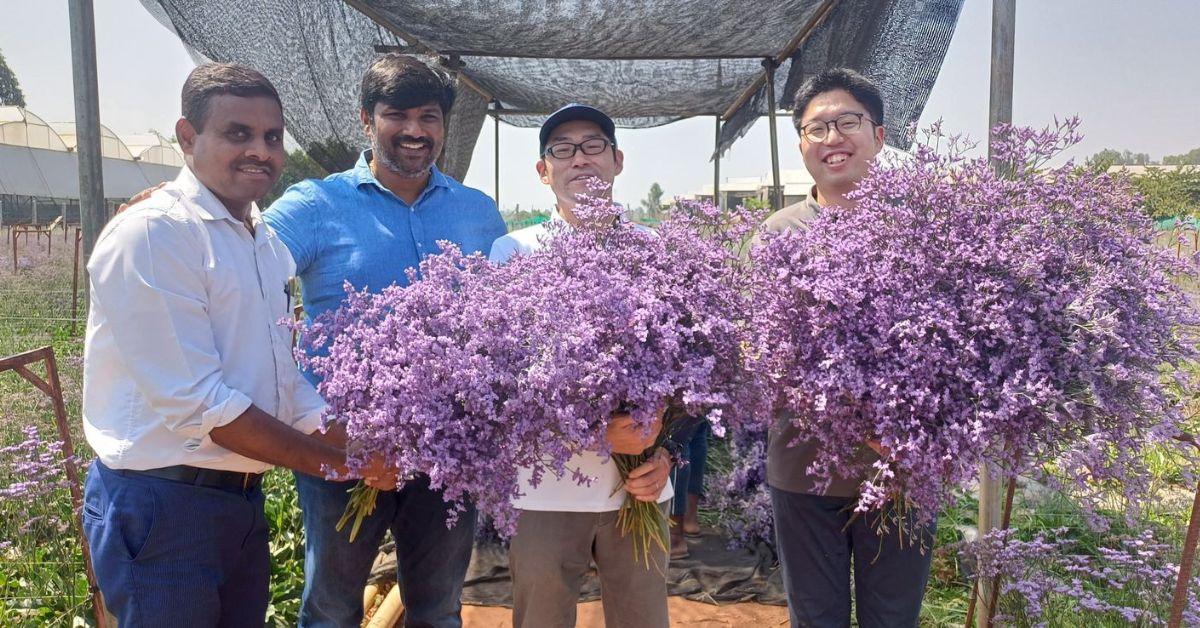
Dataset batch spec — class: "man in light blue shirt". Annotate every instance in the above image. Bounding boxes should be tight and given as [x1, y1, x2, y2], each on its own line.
[263, 54, 506, 628]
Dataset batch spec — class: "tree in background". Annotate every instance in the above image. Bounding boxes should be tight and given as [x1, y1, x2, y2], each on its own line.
[0, 48, 26, 108]
[262, 148, 328, 207]
[1131, 166, 1200, 220]
[1086, 148, 1153, 169]
[1163, 147, 1200, 166]
[638, 182, 664, 220]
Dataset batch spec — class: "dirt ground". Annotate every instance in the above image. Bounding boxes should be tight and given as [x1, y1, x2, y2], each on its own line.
[461, 598, 789, 627]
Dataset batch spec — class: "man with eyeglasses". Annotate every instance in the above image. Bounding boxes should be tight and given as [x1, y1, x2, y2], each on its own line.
[759, 68, 935, 627]
[490, 104, 675, 628]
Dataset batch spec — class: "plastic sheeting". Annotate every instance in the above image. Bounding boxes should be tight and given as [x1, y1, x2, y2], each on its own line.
[138, 0, 962, 179]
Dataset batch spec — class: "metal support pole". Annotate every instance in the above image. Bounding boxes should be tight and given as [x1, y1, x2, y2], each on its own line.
[713, 117, 722, 210]
[69, 0, 105, 262]
[763, 59, 783, 211]
[976, 1, 1015, 625]
[493, 111, 501, 211]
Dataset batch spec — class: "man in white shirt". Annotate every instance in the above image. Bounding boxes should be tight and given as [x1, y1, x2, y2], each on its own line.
[80, 63, 390, 627]
[490, 104, 674, 628]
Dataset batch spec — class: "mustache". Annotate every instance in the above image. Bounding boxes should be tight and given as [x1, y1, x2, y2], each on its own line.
[391, 135, 434, 149]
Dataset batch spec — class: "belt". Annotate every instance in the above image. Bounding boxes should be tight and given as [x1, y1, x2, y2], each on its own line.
[113, 464, 264, 491]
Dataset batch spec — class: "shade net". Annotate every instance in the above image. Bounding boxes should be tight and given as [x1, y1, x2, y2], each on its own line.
[139, 0, 962, 179]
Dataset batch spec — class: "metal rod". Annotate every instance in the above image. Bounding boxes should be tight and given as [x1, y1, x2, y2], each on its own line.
[493, 111, 500, 211]
[976, 6, 1016, 624]
[72, 228, 81, 336]
[721, 0, 840, 121]
[764, 60, 783, 211]
[344, 0, 494, 102]
[713, 116, 722, 210]
[419, 48, 769, 61]
[68, 0, 105, 264]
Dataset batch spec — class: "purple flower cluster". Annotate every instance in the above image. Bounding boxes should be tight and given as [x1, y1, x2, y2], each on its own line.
[749, 119, 1199, 525]
[0, 425, 73, 535]
[708, 421, 775, 549]
[297, 188, 763, 535]
[963, 528, 1200, 626]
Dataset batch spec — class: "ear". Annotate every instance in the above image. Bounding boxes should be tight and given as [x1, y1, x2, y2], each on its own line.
[874, 124, 886, 151]
[175, 117, 197, 156]
[536, 159, 550, 184]
[360, 108, 372, 136]
[612, 148, 624, 177]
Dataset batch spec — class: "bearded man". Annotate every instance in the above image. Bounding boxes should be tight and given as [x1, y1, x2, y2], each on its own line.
[262, 54, 506, 628]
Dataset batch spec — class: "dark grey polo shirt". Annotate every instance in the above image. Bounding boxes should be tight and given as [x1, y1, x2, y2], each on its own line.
[758, 193, 878, 497]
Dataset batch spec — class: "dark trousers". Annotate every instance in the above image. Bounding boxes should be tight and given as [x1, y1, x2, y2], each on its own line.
[770, 487, 934, 628]
[293, 472, 476, 628]
[83, 461, 270, 627]
[670, 420, 709, 517]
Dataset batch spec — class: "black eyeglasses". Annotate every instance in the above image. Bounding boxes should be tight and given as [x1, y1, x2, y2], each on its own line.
[543, 137, 615, 159]
[798, 112, 877, 143]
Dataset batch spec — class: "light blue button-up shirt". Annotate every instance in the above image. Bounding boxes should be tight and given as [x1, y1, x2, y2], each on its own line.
[263, 150, 506, 384]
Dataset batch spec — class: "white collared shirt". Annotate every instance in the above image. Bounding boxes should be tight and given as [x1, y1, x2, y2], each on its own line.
[489, 207, 672, 511]
[83, 167, 326, 473]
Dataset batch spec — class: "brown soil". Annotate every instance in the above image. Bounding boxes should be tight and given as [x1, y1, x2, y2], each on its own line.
[460, 598, 789, 627]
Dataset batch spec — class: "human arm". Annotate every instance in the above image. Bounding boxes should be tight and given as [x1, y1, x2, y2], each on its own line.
[605, 410, 664, 455]
[622, 447, 672, 502]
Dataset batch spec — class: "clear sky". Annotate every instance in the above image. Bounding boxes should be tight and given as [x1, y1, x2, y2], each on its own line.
[1, 1, 1197, 211]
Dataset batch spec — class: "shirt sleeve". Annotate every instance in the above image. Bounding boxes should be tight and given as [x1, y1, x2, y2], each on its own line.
[489, 234, 519, 265]
[289, 374, 328, 435]
[87, 210, 253, 444]
[263, 184, 317, 274]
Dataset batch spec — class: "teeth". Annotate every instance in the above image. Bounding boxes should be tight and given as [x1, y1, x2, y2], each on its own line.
[826, 154, 848, 165]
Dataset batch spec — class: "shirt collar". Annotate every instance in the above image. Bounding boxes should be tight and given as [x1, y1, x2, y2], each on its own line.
[353, 149, 450, 196]
[173, 166, 262, 225]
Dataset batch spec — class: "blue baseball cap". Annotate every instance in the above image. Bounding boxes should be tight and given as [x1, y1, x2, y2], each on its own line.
[539, 103, 617, 156]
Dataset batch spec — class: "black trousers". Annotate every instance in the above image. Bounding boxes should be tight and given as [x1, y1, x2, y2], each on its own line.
[770, 487, 935, 628]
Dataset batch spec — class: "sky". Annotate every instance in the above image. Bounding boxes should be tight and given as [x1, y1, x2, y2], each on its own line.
[1, 0, 1198, 212]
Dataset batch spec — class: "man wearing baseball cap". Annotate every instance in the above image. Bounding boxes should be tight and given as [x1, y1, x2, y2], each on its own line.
[490, 104, 675, 628]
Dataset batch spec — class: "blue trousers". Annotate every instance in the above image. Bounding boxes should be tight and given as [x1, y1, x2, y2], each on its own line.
[294, 473, 476, 628]
[770, 487, 935, 628]
[82, 461, 269, 627]
[670, 421, 709, 517]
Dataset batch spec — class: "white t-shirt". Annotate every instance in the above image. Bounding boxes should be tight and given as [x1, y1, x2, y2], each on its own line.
[489, 209, 673, 512]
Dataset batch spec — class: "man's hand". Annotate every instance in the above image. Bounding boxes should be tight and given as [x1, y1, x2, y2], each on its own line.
[606, 409, 664, 455]
[623, 447, 672, 502]
[117, 183, 166, 214]
[359, 453, 399, 491]
[866, 438, 892, 459]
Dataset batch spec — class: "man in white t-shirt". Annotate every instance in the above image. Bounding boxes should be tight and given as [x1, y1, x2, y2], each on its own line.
[490, 104, 674, 628]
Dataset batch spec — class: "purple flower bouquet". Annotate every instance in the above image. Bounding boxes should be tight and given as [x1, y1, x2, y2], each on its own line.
[750, 119, 1198, 534]
[297, 187, 764, 557]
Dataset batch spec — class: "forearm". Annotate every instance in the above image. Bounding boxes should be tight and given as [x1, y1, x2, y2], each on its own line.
[210, 404, 347, 478]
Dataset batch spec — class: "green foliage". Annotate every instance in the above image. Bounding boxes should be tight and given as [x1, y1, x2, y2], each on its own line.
[639, 182, 665, 220]
[1086, 148, 1152, 169]
[263, 470, 306, 627]
[262, 149, 328, 208]
[1163, 147, 1200, 166]
[0, 48, 25, 108]
[1131, 166, 1200, 219]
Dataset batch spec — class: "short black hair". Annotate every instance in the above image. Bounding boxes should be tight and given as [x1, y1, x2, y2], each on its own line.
[360, 54, 456, 119]
[792, 68, 884, 135]
[181, 63, 282, 132]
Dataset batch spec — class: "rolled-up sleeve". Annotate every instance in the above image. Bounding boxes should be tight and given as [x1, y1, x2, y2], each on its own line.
[88, 211, 251, 444]
[290, 375, 327, 435]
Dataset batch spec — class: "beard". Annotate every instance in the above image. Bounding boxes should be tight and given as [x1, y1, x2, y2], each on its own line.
[370, 130, 438, 179]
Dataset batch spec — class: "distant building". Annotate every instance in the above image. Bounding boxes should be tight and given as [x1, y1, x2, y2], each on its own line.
[689, 169, 817, 210]
[0, 106, 184, 225]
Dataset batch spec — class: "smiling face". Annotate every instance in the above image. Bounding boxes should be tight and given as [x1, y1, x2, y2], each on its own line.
[362, 101, 445, 179]
[797, 88, 885, 204]
[536, 119, 624, 213]
[176, 93, 285, 219]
